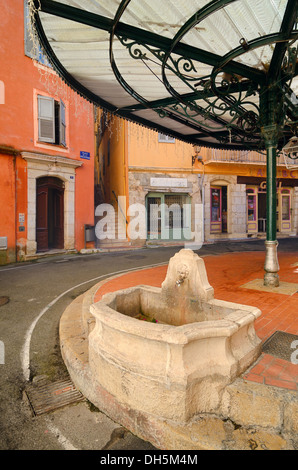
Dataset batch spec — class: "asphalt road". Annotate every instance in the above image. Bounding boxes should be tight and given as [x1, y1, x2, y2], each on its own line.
[0, 238, 296, 451]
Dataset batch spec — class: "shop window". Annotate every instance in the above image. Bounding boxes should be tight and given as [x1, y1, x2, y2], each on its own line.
[246, 189, 256, 221]
[37, 95, 66, 146]
[246, 187, 258, 234]
[147, 196, 161, 235]
[164, 195, 184, 230]
[146, 193, 191, 241]
[281, 189, 290, 221]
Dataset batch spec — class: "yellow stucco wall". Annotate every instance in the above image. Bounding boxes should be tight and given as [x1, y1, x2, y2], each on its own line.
[96, 114, 298, 198]
[96, 112, 128, 203]
[127, 123, 194, 171]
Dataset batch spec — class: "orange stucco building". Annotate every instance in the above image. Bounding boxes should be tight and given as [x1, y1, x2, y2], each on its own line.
[0, 1, 95, 264]
[95, 111, 298, 248]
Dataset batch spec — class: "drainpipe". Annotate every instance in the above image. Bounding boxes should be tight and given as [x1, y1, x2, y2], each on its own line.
[14, 155, 18, 263]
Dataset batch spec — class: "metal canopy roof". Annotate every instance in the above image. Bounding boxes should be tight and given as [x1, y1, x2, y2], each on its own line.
[31, 0, 297, 151]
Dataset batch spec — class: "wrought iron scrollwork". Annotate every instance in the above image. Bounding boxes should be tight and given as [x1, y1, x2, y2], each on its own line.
[115, 1, 297, 152]
[117, 34, 265, 147]
[119, 37, 165, 62]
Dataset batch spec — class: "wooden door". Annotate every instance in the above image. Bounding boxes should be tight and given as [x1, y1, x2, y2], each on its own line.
[36, 177, 65, 251]
[53, 189, 64, 249]
[36, 186, 49, 251]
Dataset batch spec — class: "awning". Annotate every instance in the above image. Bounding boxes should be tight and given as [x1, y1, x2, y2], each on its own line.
[30, 0, 297, 151]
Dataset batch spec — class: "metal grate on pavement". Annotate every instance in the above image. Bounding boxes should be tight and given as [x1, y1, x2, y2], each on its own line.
[25, 377, 85, 416]
[262, 331, 298, 362]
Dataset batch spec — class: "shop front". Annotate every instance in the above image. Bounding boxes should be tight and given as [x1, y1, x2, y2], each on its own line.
[146, 192, 192, 242]
[238, 175, 298, 236]
[128, 172, 202, 247]
[204, 171, 297, 241]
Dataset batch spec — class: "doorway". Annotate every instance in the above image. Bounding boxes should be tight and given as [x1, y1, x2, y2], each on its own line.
[36, 177, 64, 251]
[210, 186, 227, 233]
[258, 192, 267, 232]
[146, 192, 191, 241]
[278, 189, 291, 233]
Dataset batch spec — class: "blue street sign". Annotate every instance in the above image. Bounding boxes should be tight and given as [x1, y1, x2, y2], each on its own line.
[80, 151, 90, 160]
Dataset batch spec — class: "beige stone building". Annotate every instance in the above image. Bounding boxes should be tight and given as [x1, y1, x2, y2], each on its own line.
[95, 113, 298, 247]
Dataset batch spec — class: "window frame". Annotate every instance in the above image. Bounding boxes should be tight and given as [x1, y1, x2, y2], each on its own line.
[158, 133, 175, 143]
[37, 94, 68, 148]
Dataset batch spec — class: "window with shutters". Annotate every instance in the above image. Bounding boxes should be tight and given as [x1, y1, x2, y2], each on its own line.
[37, 95, 67, 147]
[158, 133, 175, 143]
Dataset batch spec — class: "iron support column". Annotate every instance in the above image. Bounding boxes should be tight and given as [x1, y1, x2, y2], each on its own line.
[260, 84, 283, 287]
[264, 134, 279, 287]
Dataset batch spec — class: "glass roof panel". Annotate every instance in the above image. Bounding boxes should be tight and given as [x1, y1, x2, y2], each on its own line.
[119, 0, 207, 38]
[59, 0, 119, 19]
[181, 0, 285, 56]
[34, 0, 297, 149]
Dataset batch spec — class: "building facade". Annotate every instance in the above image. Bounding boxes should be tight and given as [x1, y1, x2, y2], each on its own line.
[202, 149, 298, 241]
[95, 112, 298, 248]
[0, 1, 95, 264]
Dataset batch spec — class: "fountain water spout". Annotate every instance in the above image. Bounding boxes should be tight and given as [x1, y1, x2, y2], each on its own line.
[175, 264, 189, 287]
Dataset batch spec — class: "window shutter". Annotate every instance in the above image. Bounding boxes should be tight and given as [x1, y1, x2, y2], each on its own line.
[59, 100, 66, 146]
[38, 95, 55, 143]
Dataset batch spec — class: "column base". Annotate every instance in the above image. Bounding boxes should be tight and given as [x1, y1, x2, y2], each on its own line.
[264, 272, 280, 287]
[264, 240, 279, 287]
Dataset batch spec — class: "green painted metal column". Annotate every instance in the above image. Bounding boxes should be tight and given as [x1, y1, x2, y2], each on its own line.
[260, 83, 284, 287]
[266, 143, 277, 242]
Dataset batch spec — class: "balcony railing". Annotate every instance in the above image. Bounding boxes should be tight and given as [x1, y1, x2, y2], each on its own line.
[204, 149, 297, 167]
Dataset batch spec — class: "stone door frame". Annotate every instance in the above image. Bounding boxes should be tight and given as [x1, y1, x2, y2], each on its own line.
[22, 152, 82, 255]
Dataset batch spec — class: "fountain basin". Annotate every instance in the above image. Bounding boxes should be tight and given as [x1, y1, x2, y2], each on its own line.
[89, 250, 261, 422]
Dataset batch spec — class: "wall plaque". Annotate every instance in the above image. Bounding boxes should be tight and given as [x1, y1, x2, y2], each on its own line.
[150, 177, 188, 188]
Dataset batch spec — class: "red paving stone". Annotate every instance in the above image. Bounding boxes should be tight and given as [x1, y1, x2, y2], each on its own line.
[243, 354, 298, 391]
[94, 251, 298, 391]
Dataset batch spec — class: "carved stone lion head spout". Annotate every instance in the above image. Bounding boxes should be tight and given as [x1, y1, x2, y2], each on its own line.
[176, 263, 189, 286]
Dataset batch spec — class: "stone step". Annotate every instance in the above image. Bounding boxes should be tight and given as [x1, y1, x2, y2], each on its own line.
[95, 214, 127, 233]
[97, 240, 131, 248]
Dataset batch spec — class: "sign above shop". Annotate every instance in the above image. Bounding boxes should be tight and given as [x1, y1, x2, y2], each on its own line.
[150, 177, 188, 188]
[237, 176, 298, 188]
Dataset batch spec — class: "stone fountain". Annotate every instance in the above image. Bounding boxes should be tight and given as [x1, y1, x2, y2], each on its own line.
[88, 249, 262, 422]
